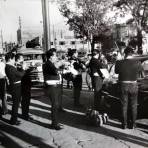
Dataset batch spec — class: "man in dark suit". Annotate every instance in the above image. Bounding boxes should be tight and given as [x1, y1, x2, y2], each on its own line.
[68, 49, 85, 107]
[21, 67, 32, 120]
[43, 49, 63, 130]
[5, 52, 25, 125]
[89, 49, 104, 111]
[15, 53, 33, 121]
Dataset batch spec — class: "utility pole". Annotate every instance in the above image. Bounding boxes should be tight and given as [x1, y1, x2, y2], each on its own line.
[41, 0, 51, 52]
[1, 29, 3, 50]
[60, 30, 63, 39]
[53, 24, 55, 46]
[53, 24, 57, 48]
[18, 16, 22, 46]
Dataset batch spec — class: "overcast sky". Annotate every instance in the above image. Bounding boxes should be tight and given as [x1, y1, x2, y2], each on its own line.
[0, 0, 67, 42]
[0, 0, 133, 43]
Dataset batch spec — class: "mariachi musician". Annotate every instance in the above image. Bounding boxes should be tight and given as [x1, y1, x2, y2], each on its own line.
[43, 48, 65, 130]
[5, 53, 25, 125]
[67, 49, 85, 107]
[89, 49, 104, 111]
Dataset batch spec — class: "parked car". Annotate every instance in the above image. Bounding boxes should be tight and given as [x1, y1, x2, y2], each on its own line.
[17, 47, 44, 87]
[101, 55, 148, 118]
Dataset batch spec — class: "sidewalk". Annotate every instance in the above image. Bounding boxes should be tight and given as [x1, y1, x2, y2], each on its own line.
[0, 88, 148, 148]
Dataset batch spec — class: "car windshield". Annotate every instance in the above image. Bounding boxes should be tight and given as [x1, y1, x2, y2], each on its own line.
[23, 54, 42, 61]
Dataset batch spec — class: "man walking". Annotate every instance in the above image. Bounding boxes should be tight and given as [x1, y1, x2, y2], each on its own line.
[115, 46, 143, 129]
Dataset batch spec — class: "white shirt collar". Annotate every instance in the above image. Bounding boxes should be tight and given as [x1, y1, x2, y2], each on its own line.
[125, 55, 133, 59]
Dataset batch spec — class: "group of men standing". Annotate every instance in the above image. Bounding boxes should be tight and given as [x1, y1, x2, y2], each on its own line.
[87, 46, 143, 129]
[0, 45, 143, 131]
[42, 46, 143, 130]
[0, 52, 32, 125]
[42, 47, 106, 130]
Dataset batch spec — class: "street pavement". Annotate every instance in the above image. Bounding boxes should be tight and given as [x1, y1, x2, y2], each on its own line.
[0, 87, 148, 148]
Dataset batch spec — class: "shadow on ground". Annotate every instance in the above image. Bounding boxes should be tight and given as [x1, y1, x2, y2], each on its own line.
[0, 120, 54, 148]
[28, 88, 148, 147]
[0, 88, 148, 148]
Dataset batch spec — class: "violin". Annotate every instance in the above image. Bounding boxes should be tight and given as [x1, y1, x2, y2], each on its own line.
[15, 62, 23, 71]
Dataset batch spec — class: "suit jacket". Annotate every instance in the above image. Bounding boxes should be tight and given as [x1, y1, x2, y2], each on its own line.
[5, 64, 25, 86]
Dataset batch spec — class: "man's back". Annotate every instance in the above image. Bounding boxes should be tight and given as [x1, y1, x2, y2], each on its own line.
[115, 59, 142, 81]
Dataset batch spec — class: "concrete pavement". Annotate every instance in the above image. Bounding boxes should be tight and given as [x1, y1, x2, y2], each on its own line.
[0, 88, 148, 148]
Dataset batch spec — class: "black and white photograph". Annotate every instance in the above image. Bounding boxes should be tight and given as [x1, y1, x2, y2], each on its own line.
[0, 0, 148, 147]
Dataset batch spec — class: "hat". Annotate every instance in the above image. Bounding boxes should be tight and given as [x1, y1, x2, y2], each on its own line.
[124, 46, 134, 55]
[67, 49, 76, 57]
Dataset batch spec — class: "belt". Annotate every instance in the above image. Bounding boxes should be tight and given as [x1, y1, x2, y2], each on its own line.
[120, 81, 137, 84]
[0, 76, 6, 79]
[14, 81, 21, 84]
[45, 80, 61, 85]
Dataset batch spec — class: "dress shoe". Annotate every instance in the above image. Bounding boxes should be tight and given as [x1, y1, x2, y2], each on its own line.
[130, 123, 136, 129]
[10, 120, 21, 125]
[22, 115, 34, 121]
[74, 103, 83, 108]
[51, 123, 63, 130]
[58, 108, 66, 113]
[121, 124, 127, 129]
[2, 110, 8, 115]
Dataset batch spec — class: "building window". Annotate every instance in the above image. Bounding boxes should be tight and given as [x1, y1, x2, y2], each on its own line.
[59, 41, 65, 45]
[71, 41, 76, 45]
[80, 40, 87, 44]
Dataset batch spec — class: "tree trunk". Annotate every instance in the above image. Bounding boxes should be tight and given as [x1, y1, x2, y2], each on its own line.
[137, 28, 143, 54]
[91, 38, 95, 53]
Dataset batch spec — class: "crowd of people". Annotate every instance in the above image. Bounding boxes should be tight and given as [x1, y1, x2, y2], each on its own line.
[0, 45, 146, 130]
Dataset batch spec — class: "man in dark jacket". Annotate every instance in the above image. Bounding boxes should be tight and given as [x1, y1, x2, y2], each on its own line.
[89, 49, 104, 111]
[15, 53, 33, 121]
[115, 46, 143, 129]
[21, 67, 32, 120]
[68, 49, 85, 107]
[43, 49, 63, 130]
[5, 52, 25, 125]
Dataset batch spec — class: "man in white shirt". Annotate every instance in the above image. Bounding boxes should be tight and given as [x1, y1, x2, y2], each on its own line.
[0, 55, 8, 117]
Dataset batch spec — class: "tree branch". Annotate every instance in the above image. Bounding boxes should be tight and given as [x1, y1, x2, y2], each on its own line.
[141, 0, 148, 27]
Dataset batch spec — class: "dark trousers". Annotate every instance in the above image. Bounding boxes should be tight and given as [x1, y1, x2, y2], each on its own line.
[44, 84, 61, 125]
[10, 83, 22, 122]
[120, 82, 138, 125]
[73, 75, 82, 105]
[92, 76, 103, 111]
[0, 78, 8, 115]
[21, 84, 31, 118]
